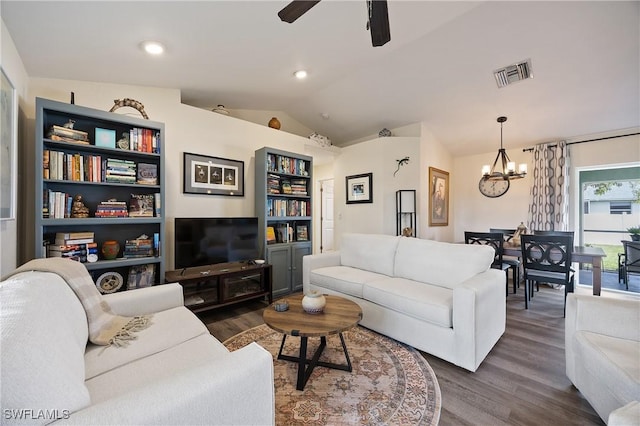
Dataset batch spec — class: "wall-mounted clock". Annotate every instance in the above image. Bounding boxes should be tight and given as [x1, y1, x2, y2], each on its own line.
[479, 177, 510, 198]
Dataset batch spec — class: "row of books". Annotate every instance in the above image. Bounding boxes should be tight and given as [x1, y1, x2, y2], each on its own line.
[42, 192, 161, 219]
[267, 199, 310, 217]
[125, 128, 161, 154]
[48, 242, 98, 263]
[44, 150, 158, 185]
[266, 154, 309, 177]
[267, 174, 308, 195]
[267, 224, 308, 244]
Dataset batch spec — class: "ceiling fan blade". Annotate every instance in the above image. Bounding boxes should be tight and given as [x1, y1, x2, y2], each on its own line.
[369, 0, 390, 47]
[278, 0, 322, 23]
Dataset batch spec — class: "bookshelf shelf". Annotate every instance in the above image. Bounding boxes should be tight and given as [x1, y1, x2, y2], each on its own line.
[32, 97, 166, 290]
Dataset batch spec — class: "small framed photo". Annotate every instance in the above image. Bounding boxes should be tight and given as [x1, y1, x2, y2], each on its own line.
[429, 167, 449, 226]
[346, 173, 373, 204]
[183, 152, 245, 196]
[296, 225, 308, 241]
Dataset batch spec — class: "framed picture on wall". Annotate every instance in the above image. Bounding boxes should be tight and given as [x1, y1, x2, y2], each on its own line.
[183, 152, 245, 196]
[0, 67, 17, 220]
[429, 167, 449, 226]
[345, 173, 373, 204]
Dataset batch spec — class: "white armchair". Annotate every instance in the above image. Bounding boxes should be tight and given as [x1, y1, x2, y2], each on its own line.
[565, 293, 640, 423]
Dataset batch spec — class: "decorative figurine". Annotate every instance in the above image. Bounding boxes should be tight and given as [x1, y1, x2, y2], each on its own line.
[394, 156, 410, 177]
[379, 128, 392, 137]
[109, 98, 149, 119]
[63, 119, 76, 129]
[70, 194, 90, 218]
[116, 132, 130, 150]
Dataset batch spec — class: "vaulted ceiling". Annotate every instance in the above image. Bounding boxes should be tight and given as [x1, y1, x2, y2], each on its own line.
[2, 1, 638, 155]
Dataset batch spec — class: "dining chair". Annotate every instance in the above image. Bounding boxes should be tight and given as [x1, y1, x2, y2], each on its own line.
[489, 228, 521, 293]
[619, 240, 640, 290]
[529, 230, 574, 295]
[465, 232, 510, 296]
[520, 234, 574, 316]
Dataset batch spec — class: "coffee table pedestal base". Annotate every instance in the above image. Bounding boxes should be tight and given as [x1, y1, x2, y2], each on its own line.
[277, 333, 352, 391]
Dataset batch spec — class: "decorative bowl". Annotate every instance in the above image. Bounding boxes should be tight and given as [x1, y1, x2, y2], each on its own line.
[254, 259, 265, 265]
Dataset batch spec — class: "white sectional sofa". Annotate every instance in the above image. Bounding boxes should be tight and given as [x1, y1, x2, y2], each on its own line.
[565, 293, 640, 424]
[1, 262, 274, 425]
[303, 233, 506, 372]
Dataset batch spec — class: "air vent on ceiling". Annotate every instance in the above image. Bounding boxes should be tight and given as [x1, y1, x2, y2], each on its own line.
[494, 59, 533, 88]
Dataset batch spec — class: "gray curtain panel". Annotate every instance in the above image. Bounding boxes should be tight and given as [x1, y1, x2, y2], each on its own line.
[527, 141, 570, 231]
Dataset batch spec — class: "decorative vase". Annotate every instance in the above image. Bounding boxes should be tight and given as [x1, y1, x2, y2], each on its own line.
[512, 222, 528, 246]
[101, 240, 120, 260]
[268, 117, 281, 130]
[301, 291, 326, 314]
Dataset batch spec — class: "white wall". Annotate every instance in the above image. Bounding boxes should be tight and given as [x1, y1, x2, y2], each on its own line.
[333, 136, 421, 246]
[0, 19, 29, 276]
[226, 108, 315, 140]
[22, 78, 329, 270]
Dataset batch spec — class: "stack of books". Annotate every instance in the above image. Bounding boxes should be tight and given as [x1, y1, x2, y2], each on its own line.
[290, 179, 308, 195]
[47, 124, 89, 145]
[124, 237, 154, 258]
[105, 158, 136, 184]
[48, 231, 97, 262]
[267, 174, 281, 194]
[95, 200, 128, 217]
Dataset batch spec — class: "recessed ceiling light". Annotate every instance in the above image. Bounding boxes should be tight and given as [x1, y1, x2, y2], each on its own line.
[294, 70, 308, 79]
[141, 41, 165, 55]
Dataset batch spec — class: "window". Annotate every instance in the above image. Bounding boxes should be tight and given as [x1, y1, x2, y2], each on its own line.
[610, 201, 632, 215]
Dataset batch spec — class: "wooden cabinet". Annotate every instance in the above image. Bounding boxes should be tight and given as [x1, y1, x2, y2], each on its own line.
[165, 262, 272, 313]
[32, 97, 165, 289]
[255, 147, 312, 297]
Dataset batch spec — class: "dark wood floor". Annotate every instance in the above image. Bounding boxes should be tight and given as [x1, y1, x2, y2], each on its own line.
[201, 285, 604, 426]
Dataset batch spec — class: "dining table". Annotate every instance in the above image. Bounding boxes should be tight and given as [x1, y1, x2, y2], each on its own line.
[503, 243, 607, 296]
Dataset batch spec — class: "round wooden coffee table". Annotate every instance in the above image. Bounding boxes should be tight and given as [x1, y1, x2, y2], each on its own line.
[263, 293, 363, 390]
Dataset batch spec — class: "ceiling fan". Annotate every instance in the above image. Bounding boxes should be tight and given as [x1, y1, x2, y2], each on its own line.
[278, 0, 391, 47]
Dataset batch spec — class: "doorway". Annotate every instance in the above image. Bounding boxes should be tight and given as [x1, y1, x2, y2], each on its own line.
[319, 179, 334, 253]
[579, 165, 640, 292]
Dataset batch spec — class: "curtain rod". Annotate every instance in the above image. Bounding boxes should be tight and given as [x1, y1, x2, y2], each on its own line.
[522, 132, 640, 152]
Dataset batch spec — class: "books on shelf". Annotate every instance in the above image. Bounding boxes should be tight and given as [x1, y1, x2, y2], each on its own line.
[127, 128, 160, 154]
[105, 158, 136, 184]
[266, 226, 276, 244]
[267, 199, 310, 217]
[129, 193, 154, 217]
[44, 150, 103, 182]
[266, 154, 309, 176]
[296, 225, 308, 241]
[137, 163, 158, 185]
[95, 199, 128, 217]
[48, 242, 98, 263]
[47, 125, 89, 144]
[124, 237, 154, 258]
[42, 190, 73, 219]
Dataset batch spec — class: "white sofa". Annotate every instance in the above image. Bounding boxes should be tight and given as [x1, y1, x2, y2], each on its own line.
[303, 233, 506, 372]
[565, 293, 640, 424]
[1, 265, 274, 425]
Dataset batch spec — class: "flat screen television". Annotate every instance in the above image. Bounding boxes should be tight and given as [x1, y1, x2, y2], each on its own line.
[174, 217, 260, 269]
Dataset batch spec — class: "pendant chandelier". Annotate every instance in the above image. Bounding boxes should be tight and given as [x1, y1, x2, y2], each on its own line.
[481, 116, 527, 181]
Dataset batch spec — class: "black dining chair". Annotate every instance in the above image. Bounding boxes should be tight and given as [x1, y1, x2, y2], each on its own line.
[619, 240, 640, 290]
[521, 234, 574, 316]
[465, 232, 511, 296]
[490, 228, 521, 294]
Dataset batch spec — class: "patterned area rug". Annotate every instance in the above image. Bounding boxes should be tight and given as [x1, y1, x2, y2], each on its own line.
[224, 324, 441, 425]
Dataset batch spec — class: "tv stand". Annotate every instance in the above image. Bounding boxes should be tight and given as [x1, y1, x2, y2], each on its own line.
[165, 262, 272, 313]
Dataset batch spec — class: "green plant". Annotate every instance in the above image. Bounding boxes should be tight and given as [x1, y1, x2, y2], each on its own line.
[628, 226, 640, 235]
